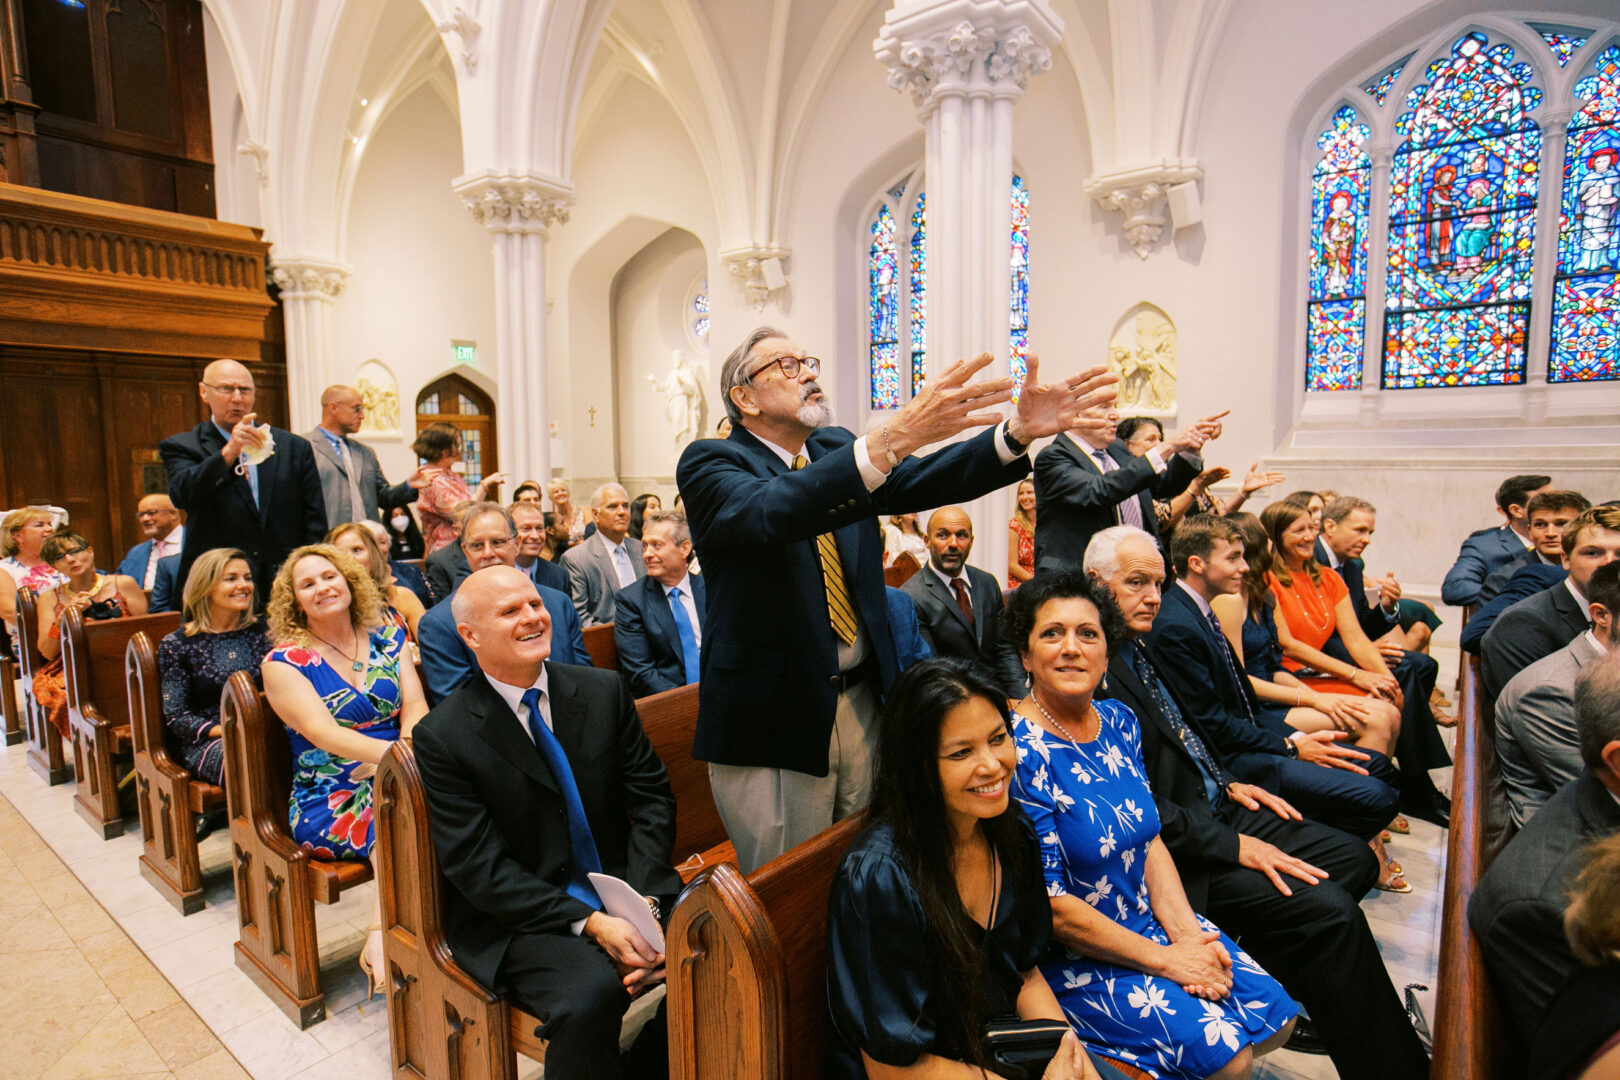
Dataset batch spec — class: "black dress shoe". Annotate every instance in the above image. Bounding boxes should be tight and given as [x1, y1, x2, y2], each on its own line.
[1284, 1015, 1329, 1055]
[1399, 788, 1451, 829]
[194, 809, 226, 842]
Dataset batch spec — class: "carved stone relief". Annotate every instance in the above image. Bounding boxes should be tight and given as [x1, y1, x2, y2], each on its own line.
[355, 359, 400, 435]
[1107, 303, 1178, 415]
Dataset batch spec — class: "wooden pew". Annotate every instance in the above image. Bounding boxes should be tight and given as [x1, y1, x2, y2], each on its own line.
[884, 551, 921, 588]
[1, 626, 22, 746]
[373, 685, 732, 1079]
[61, 608, 181, 838]
[1430, 652, 1513, 1079]
[221, 670, 374, 1028]
[582, 622, 619, 671]
[17, 588, 72, 784]
[127, 631, 228, 915]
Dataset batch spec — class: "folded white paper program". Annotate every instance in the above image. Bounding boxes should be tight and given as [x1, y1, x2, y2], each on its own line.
[586, 873, 665, 954]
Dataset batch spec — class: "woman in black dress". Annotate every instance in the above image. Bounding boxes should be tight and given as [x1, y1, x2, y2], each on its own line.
[824, 657, 1114, 1080]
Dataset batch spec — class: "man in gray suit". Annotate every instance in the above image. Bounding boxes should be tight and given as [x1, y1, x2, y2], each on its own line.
[1496, 561, 1620, 829]
[306, 384, 419, 528]
[560, 483, 644, 625]
[1470, 647, 1620, 1050]
[900, 506, 1026, 697]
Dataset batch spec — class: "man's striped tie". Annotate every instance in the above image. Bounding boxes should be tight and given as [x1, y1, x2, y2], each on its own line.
[793, 455, 859, 646]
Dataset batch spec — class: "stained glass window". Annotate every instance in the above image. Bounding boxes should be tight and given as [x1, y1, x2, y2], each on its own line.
[1306, 106, 1372, 390]
[868, 203, 900, 409]
[1537, 29, 1588, 67]
[1363, 56, 1410, 107]
[867, 175, 1031, 408]
[690, 276, 709, 350]
[1009, 175, 1031, 389]
[1384, 31, 1542, 388]
[1550, 44, 1620, 382]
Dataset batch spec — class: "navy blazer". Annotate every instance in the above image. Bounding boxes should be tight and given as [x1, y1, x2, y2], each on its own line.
[412, 663, 681, 990]
[149, 555, 181, 612]
[676, 422, 1026, 776]
[886, 585, 933, 673]
[1314, 538, 1398, 642]
[159, 421, 326, 589]
[1481, 580, 1591, 702]
[416, 581, 590, 706]
[613, 574, 707, 698]
[1032, 434, 1199, 572]
[1443, 525, 1531, 607]
[1461, 562, 1567, 654]
[1143, 584, 1290, 765]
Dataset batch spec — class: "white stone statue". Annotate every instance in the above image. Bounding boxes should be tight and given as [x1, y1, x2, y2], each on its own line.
[1107, 304, 1178, 413]
[647, 349, 705, 449]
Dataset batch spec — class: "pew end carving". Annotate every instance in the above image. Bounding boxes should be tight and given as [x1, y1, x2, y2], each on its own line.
[17, 588, 72, 784]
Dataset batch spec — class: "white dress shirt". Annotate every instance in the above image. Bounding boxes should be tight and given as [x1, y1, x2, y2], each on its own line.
[661, 573, 702, 647]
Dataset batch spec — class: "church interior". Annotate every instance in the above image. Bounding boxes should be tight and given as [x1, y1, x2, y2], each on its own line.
[1, 0, 1618, 1077]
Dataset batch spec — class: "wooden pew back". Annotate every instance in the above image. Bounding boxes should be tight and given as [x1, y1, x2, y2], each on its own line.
[16, 587, 71, 784]
[883, 551, 921, 588]
[1431, 652, 1512, 1079]
[635, 683, 729, 864]
[0, 622, 21, 745]
[666, 814, 862, 1080]
[582, 622, 619, 671]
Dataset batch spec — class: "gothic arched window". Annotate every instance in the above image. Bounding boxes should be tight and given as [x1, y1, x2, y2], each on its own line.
[1305, 106, 1373, 391]
[867, 173, 1030, 410]
[1551, 44, 1620, 382]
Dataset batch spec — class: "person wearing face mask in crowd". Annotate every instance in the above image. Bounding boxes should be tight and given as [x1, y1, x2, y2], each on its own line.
[412, 422, 511, 555]
[386, 505, 426, 561]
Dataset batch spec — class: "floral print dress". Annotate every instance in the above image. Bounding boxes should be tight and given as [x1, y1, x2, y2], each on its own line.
[1012, 701, 1298, 1079]
[268, 625, 406, 859]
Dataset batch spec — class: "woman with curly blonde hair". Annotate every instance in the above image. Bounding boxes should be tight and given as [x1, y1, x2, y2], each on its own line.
[261, 544, 427, 998]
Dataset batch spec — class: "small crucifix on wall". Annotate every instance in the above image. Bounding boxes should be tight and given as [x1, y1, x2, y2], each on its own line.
[588, 406, 597, 428]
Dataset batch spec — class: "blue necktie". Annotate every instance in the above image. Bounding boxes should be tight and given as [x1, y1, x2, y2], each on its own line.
[1206, 610, 1256, 720]
[668, 586, 701, 686]
[520, 688, 603, 910]
[1129, 644, 1226, 807]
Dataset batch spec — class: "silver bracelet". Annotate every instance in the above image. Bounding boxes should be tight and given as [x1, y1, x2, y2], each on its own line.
[880, 425, 900, 468]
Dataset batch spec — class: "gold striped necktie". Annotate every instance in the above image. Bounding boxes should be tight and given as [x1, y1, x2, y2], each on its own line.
[793, 454, 859, 646]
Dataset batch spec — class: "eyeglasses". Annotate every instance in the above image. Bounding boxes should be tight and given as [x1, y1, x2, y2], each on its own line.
[57, 546, 90, 558]
[748, 354, 821, 382]
[203, 383, 256, 398]
[135, 509, 170, 518]
[462, 536, 514, 554]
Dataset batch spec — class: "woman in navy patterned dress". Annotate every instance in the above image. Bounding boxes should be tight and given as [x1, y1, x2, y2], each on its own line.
[157, 548, 270, 787]
[262, 543, 428, 995]
[1007, 572, 1298, 1080]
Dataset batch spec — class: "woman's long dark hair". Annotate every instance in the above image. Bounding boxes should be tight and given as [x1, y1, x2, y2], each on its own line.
[867, 657, 1034, 1068]
[628, 493, 659, 541]
[1226, 512, 1276, 617]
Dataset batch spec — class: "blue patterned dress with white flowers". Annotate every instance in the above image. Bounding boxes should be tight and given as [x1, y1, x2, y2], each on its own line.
[1012, 700, 1298, 1079]
[268, 625, 406, 860]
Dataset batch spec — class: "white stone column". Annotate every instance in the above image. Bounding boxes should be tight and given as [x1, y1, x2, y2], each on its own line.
[1523, 110, 1571, 419]
[454, 171, 574, 486]
[876, 1, 1061, 578]
[269, 256, 351, 432]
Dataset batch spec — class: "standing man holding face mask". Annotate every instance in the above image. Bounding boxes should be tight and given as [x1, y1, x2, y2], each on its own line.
[159, 358, 326, 592]
[306, 384, 423, 529]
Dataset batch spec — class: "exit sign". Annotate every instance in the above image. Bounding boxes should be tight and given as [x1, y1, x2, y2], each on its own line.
[452, 340, 477, 365]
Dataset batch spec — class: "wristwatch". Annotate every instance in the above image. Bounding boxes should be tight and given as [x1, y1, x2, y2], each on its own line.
[1283, 738, 1299, 759]
[1002, 423, 1030, 457]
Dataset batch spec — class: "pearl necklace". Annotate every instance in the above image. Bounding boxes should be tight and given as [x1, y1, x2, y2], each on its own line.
[1029, 689, 1094, 747]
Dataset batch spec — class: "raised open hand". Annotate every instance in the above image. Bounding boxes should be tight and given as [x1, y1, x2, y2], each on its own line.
[1008, 352, 1119, 445]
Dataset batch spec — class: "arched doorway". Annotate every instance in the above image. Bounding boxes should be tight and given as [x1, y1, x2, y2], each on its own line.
[415, 374, 496, 486]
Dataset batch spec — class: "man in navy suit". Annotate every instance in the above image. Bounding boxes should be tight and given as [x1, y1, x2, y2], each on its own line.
[159, 359, 326, 592]
[116, 494, 185, 595]
[1483, 506, 1620, 701]
[418, 503, 589, 704]
[1031, 407, 1223, 573]
[1143, 517, 1399, 842]
[1463, 562, 1568, 654]
[677, 326, 1115, 871]
[1479, 490, 1589, 602]
[613, 511, 706, 698]
[1442, 474, 1552, 606]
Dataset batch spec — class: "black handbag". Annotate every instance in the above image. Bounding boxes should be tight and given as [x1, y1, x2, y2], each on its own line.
[982, 1016, 1069, 1080]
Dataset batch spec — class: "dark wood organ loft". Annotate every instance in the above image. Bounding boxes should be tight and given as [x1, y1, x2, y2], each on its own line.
[0, 0, 287, 562]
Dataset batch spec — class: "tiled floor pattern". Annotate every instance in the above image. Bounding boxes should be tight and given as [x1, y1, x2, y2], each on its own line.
[2, 677, 1456, 1080]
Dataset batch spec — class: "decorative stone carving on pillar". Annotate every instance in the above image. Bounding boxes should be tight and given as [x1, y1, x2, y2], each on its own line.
[1107, 303, 1178, 415]
[875, 0, 1062, 580]
[1084, 162, 1204, 259]
[436, 8, 482, 73]
[269, 254, 351, 432]
[722, 247, 790, 311]
[237, 142, 269, 187]
[454, 171, 574, 488]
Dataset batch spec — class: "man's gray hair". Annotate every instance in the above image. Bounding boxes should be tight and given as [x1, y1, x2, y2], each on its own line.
[457, 502, 514, 546]
[1576, 648, 1620, 773]
[720, 326, 788, 424]
[642, 510, 691, 546]
[1323, 495, 1377, 524]
[1083, 525, 1158, 577]
[590, 483, 628, 510]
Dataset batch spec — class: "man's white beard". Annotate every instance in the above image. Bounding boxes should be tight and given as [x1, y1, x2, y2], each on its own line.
[797, 396, 835, 429]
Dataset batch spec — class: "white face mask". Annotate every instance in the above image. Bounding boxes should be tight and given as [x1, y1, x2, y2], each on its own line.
[391, 513, 409, 532]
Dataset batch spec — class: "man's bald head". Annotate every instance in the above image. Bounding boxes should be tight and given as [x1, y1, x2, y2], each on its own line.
[320, 385, 365, 435]
[453, 566, 553, 683]
[199, 359, 257, 426]
[925, 506, 975, 576]
[135, 493, 180, 540]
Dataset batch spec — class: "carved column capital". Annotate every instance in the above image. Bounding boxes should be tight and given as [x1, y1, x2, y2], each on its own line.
[721, 246, 790, 312]
[269, 255, 352, 300]
[436, 8, 482, 73]
[1084, 162, 1204, 260]
[453, 172, 575, 235]
[874, 2, 1061, 110]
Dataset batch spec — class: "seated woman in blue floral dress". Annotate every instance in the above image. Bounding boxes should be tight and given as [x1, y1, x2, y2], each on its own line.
[1006, 572, 1298, 1080]
[157, 548, 270, 790]
[262, 543, 428, 996]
